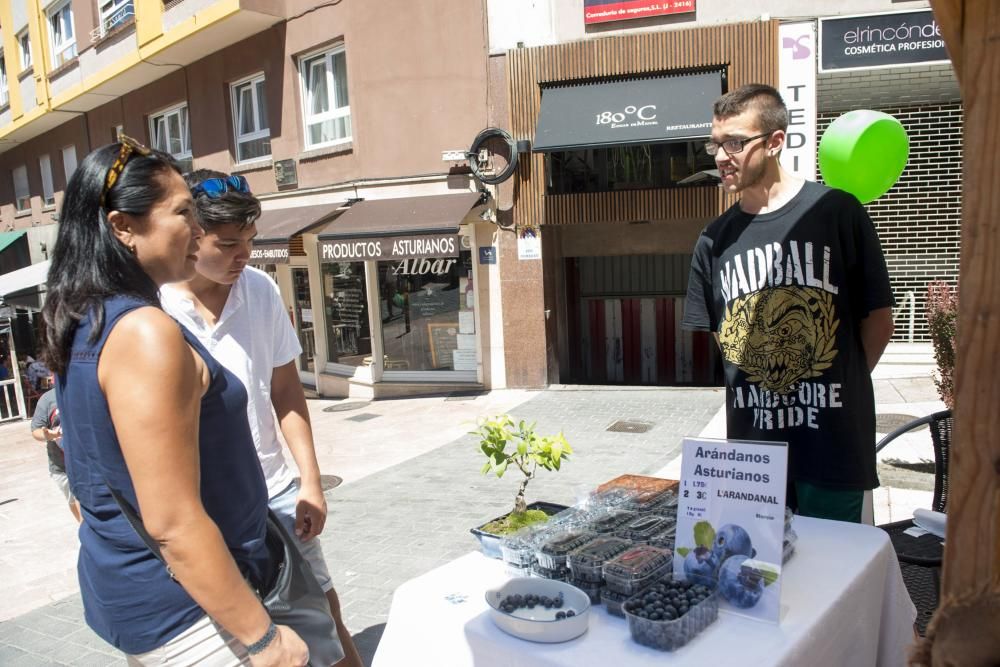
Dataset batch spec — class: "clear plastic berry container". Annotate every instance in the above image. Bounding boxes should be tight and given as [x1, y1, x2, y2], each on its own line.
[614, 515, 673, 543]
[624, 577, 719, 651]
[567, 536, 633, 583]
[569, 577, 604, 603]
[647, 527, 675, 553]
[588, 509, 638, 534]
[624, 489, 677, 514]
[536, 530, 598, 570]
[602, 545, 673, 595]
[783, 528, 798, 564]
[601, 587, 635, 618]
[500, 526, 546, 568]
[531, 562, 570, 582]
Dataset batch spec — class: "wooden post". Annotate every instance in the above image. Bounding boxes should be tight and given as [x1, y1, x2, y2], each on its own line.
[918, 2, 1000, 662]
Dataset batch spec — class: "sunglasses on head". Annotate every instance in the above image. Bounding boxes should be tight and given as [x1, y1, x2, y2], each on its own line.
[191, 175, 251, 198]
[100, 134, 152, 208]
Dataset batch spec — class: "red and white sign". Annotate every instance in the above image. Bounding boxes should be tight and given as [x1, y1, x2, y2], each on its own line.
[584, 0, 695, 25]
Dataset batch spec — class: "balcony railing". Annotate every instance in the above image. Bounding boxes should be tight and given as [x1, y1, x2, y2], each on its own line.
[90, 2, 136, 43]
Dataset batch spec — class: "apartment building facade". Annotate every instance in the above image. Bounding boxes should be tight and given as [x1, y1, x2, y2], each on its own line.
[1, 0, 506, 401]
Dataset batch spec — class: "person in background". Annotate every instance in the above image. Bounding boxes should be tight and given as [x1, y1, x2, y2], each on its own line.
[26, 356, 52, 390]
[30, 379, 82, 523]
[161, 169, 362, 667]
[41, 138, 308, 665]
[682, 84, 895, 524]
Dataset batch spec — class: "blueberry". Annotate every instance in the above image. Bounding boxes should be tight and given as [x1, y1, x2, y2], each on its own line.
[566, 610, 576, 617]
[555, 611, 566, 620]
[713, 524, 755, 564]
[552, 596, 563, 609]
[718, 555, 765, 609]
[683, 546, 720, 586]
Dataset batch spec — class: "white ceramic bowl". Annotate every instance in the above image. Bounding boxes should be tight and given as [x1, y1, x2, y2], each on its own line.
[485, 577, 591, 643]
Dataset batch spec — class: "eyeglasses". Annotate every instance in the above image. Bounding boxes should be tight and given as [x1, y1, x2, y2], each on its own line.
[100, 134, 152, 207]
[703, 131, 774, 157]
[190, 175, 251, 198]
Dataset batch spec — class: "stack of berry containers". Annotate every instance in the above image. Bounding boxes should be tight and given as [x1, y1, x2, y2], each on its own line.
[566, 535, 632, 603]
[534, 530, 598, 581]
[647, 524, 677, 553]
[623, 576, 719, 651]
[614, 515, 673, 544]
[602, 545, 673, 596]
[587, 509, 637, 534]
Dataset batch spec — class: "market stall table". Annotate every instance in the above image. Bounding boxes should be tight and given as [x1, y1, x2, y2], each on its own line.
[372, 516, 916, 666]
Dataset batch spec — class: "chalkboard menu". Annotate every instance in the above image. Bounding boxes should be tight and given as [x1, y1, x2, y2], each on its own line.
[427, 323, 459, 369]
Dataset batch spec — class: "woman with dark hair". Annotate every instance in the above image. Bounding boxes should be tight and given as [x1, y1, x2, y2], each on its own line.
[41, 138, 308, 666]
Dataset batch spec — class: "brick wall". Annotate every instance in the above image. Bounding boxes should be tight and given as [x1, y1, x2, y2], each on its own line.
[817, 103, 963, 342]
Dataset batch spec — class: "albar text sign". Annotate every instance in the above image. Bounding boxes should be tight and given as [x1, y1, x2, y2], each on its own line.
[819, 10, 949, 72]
[584, 0, 695, 25]
[319, 234, 459, 262]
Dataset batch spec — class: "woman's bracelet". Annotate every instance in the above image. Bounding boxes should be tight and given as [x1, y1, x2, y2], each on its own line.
[246, 621, 278, 656]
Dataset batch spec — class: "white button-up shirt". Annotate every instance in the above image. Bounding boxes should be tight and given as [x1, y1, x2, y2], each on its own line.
[161, 266, 301, 498]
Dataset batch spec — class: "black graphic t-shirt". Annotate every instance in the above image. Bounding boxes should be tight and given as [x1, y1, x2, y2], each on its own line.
[683, 181, 894, 490]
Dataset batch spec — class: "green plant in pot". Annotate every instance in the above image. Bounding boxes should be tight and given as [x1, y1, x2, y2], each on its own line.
[470, 415, 573, 557]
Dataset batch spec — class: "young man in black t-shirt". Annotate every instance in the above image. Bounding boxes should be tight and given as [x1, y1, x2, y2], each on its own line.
[682, 84, 895, 523]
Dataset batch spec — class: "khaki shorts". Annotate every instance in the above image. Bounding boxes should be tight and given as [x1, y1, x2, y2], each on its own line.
[49, 470, 76, 505]
[126, 615, 250, 666]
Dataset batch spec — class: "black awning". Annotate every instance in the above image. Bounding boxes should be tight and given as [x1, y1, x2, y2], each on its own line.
[532, 71, 722, 152]
[250, 202, 345, 264]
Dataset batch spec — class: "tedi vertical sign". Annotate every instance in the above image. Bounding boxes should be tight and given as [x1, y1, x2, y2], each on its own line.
[819, 10, 949, 72]
[778, 21, 817, 181]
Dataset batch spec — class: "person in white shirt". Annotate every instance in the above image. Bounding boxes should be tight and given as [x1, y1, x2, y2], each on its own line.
[161, 170, 362, 667]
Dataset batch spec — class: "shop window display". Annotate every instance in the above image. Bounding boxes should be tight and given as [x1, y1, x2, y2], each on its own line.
[322, 261, 371, 366]
[378, 250, 475, 372]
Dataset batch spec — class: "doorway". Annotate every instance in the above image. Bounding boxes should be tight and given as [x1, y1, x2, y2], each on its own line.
[563, 256, 723, 386]
[291, 268, 316, 373]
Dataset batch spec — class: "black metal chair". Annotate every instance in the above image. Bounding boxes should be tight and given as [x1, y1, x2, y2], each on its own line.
[876, 408, 952, 636]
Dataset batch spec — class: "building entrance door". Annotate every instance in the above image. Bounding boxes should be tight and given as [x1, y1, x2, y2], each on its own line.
[291, 268, 316, 373]
[564, 256, 723, 386]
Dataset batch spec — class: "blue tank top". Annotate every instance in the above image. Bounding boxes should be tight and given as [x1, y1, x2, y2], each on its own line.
[57, 295, 270, 654]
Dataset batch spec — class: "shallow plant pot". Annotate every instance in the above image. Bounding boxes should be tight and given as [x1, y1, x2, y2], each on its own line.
[471, 501, 569, 560]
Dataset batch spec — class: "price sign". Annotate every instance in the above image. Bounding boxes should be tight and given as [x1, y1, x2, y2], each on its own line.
[673, 437, 788, 623]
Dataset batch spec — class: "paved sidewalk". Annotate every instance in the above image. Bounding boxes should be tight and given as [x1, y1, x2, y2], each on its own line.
[0, 344, 940, 665]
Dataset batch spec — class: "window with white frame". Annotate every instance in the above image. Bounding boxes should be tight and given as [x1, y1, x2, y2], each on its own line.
[0, 52, 8, 107]
[231, 74, 270, 163]
[39, 154, 55, 207]
[13, 165, 30, 211]
[149, 104, 192, 160]
[299, 45, 351, 149]
[98, 0, 134, 38]
[18, 30, 31, 71]
[48, 0, 77, 68]
[62, 145, 78, 183]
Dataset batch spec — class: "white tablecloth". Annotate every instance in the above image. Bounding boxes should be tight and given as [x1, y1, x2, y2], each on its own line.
[372, 516, 916, 667]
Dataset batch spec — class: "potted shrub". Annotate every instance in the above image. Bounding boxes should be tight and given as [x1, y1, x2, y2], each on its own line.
[470, 415, 573, 558]
[926, 281, 958, 409]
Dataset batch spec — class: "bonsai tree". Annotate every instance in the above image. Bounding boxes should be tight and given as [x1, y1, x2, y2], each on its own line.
[473, 415, 572, 534]
[926, 281, 958, 409]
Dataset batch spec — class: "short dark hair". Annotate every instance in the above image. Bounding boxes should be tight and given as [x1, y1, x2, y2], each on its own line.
[713, 84, 788, 133]
[41, 143, 181, 374]
[184, 169, 261, 231]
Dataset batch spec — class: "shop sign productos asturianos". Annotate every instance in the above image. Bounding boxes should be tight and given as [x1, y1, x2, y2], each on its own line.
[250, 242, 290, 264]
[819, 10, 949, 72]
[583, 0, 695, 25]
[319, 234, 459, 262]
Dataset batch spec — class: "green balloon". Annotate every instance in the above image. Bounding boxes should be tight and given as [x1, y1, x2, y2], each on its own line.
[818, 110, 909, 203]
